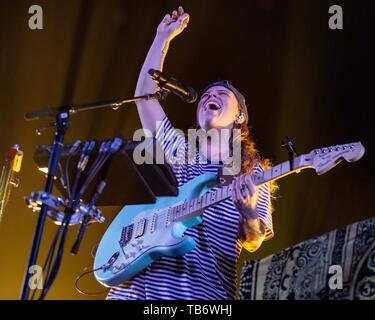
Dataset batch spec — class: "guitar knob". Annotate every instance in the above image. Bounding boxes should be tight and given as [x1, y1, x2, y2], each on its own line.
[113, 263, 126, 273]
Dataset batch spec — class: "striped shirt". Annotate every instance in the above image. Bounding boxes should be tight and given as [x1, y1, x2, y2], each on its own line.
[107, 117, 273, 300]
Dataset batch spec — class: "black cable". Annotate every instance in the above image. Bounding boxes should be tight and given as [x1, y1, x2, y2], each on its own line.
[34, 139, 120, 299]
[38, 140, 96, 299]
[75, 266, 109, 296]
[63, 140, 81, 199]
[30, 222, 64, 300]
[76, 153, 111, 200]
[77, 138, 121, 198]
[69, 141, 91, 200]
[78, 141, 109, 190]
[38, 213, 72, 300]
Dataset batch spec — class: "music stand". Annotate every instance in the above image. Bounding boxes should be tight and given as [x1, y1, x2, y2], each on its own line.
[33, 137, 178, 206]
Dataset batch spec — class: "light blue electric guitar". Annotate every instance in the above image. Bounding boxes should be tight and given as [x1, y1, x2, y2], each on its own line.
[94, 142, 365, 287]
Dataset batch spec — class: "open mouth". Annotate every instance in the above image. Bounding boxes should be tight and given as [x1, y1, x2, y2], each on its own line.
[205, 101, 222, 111]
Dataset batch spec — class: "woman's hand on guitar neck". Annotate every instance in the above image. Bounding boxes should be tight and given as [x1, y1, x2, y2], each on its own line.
[231, 174, 259, 215]
[231, 174, 265, 252]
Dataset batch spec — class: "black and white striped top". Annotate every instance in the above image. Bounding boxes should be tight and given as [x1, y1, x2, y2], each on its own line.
[107, 117, 273, 300]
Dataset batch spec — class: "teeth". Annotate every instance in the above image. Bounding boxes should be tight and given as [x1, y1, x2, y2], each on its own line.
[206, 101, 221, 110]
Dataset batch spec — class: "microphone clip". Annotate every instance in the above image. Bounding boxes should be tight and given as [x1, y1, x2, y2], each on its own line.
[144, 89, 169, 102]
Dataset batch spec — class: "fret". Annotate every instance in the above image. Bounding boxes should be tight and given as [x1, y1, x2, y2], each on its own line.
[253, 172, 263, 185]
[225, 185, 230, 199]
[263, 169, 272, 183]
[211, 191, 217, 204]
[191, 198, 197, 212]
[195, 197, 200, 211]
[219, 187, 226, 202]
[176, 204, 182, 218]
[182, 201, 187, 216]
[220, 186, 226, 200]
[170, 207, 176, 221]
[271, 164, 281, 180]
[174, 205, 178, 219]
[188, 199, 192, 213]
[281, 161, 290, 177]
[217, 187, 222, 202]
[190, 198, 195, 212]
[206, 193, 211, 206]
[227, 183, 233, 197]
[196, 197, 202, 211]
[209, 191, 215, 205]
[204, 192, 209, 206]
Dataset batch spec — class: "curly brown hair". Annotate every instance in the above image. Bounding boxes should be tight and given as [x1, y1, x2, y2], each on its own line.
[236, 121, 279, 213]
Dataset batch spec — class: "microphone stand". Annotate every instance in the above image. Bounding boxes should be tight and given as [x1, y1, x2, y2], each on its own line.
[25, 90, 169, 121]
[20, 90, 168, 300]
[20, 111, 69, 300]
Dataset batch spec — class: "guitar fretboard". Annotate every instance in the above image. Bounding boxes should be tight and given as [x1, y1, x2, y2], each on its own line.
[169, 154, 311, 222]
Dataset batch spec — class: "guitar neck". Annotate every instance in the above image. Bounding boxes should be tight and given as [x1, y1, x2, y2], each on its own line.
[170, 154, 313, 222]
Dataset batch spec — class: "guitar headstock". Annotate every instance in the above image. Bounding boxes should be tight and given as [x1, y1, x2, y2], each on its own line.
[308, 142, 365, 175]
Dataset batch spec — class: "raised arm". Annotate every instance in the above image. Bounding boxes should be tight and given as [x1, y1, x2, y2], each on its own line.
[135, 6, 190, 135]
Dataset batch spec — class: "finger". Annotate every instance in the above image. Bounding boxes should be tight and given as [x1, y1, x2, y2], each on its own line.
[163, 14, 173, 25]
[231, 180, 237, 202]
[234, 179, 243, 204]
[236, 177, 246, 201]
[180, 13, 189, 22]
[163, 14, 170, 22]
[180, 13, 190, 27]
[178, 6, 184, 15]
[172, 10, 178, 19]
[245, 175, 256, 195]
[232, 178, 239, 201]
[239, 175, 250, 200]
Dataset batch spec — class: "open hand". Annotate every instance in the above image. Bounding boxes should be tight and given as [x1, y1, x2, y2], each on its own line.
[156, 6, 190, 41]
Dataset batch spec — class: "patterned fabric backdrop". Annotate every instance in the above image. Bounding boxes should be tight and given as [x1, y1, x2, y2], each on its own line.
[240, 218, 375, 300]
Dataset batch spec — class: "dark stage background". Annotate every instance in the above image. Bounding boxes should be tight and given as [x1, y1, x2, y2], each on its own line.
[0, 0, 373, 299]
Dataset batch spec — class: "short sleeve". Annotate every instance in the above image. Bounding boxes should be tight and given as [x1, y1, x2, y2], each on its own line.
[252, 164, 274, 241]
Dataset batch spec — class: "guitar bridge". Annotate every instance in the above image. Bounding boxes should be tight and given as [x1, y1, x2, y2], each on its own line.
[119, 224, 134, 247]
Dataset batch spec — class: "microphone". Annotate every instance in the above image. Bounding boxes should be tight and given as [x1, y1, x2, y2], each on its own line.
[148, 69, 198, 103]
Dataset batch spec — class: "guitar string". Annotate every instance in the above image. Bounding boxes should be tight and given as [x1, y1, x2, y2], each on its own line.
[131, 184, 232, 228]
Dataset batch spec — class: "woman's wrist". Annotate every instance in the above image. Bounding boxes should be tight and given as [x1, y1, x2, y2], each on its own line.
[240, 205, 258, 220]
[154, 34, 171, 52]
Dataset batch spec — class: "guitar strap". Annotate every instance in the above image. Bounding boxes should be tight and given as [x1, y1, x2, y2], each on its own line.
[217, 166, 235, 186]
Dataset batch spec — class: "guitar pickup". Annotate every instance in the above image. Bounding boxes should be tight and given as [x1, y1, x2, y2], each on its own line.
[119, 224, 134, 247]
[150, 213, 157, 233]
[135, 218, 146, 238]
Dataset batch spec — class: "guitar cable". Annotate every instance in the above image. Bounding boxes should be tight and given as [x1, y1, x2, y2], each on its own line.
[30, 222, 64, 300]
[36, 141, 95, 300]
[74, 266, 109, 296]
[38, 212, 72, 300]
[33, 139, 122, 299]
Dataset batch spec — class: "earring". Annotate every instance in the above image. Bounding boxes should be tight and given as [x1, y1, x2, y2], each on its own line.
[236, 113, 245, 124]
